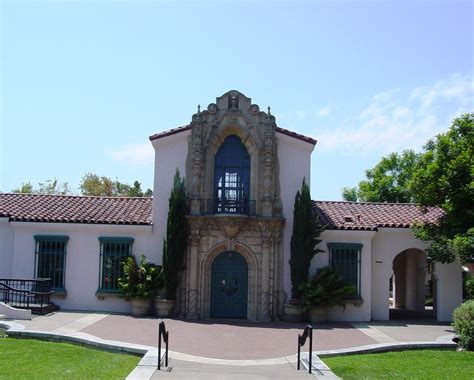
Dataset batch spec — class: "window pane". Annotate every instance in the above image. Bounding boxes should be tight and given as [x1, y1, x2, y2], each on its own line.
[100, 241, 131, 291]
[35, 240, 66, 289]
[214, 135, 250, 214]
[330, 246, 361, 295]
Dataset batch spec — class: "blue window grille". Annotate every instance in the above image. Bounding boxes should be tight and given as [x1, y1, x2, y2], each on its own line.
[328, 243, 362, 296]
[34, 235, 69, 290]
[98, 237, 134, 292]
[213, 135, 251, 214]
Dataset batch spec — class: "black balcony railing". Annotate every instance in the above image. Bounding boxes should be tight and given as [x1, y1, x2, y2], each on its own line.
[205, 198, 256, 216]
[0, 278, 58, 315]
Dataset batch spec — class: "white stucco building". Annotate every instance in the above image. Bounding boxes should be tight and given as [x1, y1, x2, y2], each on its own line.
[0, 91, 463, 321]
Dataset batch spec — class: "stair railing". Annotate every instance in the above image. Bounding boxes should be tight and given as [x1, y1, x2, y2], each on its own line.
[297, 324, 313, 374]
[157, 321, 169, 370]
[0, 278, 55, 314]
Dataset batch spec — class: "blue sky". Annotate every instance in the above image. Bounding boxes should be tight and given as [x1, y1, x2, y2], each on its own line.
[1, 0, 472, 200]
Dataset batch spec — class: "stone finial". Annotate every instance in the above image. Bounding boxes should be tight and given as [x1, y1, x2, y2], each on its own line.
[267, 106, 271, 115]
[197, 104, 201, 114]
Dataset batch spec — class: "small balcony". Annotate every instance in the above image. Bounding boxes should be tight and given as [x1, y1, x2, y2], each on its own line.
[204, 198, 256, 216]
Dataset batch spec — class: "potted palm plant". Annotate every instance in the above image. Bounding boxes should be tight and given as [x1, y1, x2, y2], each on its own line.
[118, 254, 162, 317]
[300, 267, 357, 323]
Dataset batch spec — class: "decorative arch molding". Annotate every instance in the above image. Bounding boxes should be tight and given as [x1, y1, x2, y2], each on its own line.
[186, 90, 281, 217]
[199, 240, 259, 320]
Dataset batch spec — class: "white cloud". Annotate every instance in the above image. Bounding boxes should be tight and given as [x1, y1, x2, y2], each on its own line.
[316, 73, 473, 154]
[318, 106, 331, 117]
[107, 143, 154, 165]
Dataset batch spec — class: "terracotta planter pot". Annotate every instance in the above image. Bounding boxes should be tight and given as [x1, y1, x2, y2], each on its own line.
[154, 299, 175, 317]
[308, 306, 327, 323]
[283, 303, 305, 322]
[131, 298, 151, 317]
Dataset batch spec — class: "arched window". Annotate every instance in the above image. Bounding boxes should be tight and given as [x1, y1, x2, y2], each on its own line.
[214, 135, 250, 214]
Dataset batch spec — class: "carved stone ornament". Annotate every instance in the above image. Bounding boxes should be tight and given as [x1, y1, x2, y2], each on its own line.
[207, 103, 217, 114]
[250, 104, 260, 115]
[220, 218, 244, 239]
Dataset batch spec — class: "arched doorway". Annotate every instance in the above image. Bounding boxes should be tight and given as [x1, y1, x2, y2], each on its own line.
[389, 248, 435, 319]
[210, 251, 248, 318]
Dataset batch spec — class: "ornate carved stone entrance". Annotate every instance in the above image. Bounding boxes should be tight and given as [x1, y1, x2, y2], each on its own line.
[176, 91, 285, 321]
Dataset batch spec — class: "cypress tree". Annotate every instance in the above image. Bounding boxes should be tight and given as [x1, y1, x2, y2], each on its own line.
[289, 178, 324, 300]
[162, 169, 188, 300]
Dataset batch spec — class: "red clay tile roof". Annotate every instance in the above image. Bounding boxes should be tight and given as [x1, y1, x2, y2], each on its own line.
[275, 126, 317, 145]
[149, 125, 191, 141]
[313, 200, 444, 231]
[149, 124, 316, 145]
[0, 193, 153, 225]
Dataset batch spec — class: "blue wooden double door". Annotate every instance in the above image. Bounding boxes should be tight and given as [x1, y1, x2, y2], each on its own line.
[210, 251, 248, 319]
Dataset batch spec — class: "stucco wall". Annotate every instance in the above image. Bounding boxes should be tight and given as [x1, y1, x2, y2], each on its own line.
[276, 132, 314, 302]
[308, 227, 463, 322]
[313, 230, 376, 321]
[8, 222, 153, 313]
[434, 260, 463, 322]
[151, 130, 190, 265]
[0, 218, 14, 278]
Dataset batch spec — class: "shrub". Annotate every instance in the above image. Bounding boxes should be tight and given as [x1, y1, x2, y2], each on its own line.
[299, 266, 357, 311]
[162, 169, 188, 300]
[289, 178, 324, 300]
[463, 274, 474, 300]
[452, 300, 474, 350]
[118, 254, 162, 299]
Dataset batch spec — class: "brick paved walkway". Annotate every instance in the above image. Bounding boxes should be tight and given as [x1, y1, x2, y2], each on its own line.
[82, 316, 376, 360]
[14, 312, 454, 361]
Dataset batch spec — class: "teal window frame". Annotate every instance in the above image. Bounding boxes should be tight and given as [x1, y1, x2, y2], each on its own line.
[328, 243, 362, 296]
[98, 237, 134, 292]
[34, 235, 69, 290]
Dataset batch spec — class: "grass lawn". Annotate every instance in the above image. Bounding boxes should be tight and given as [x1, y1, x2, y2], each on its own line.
[323, 349, 474, 380]
[0, 337, 140, 379]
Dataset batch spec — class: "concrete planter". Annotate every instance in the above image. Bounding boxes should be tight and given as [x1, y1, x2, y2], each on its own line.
[131, 298, 151, 317]
[308, 306, 327, 323]
[283, 303, 305, 322]
[154, 299, 175, 317]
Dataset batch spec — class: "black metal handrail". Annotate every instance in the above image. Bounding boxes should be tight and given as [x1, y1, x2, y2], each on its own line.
[297, 324, 313, 374]
[0, 278, 55, 314]
[157, 321, 169, 370]
[205, 198, 256, 216]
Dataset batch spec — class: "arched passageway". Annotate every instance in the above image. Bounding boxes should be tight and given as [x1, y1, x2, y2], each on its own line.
[389, 248, 436, 319]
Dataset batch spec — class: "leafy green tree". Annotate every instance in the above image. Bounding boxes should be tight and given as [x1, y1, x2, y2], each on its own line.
[80, 173, 152, 197]
[342, 187, 358, 202]
[37, 178, 71, 195]
[162, 169, 188, 300]
[12, 182, 34, 193]
[289, 178, 324, 300]
[12, 178, 70, 195]
[411, 113, 474, 264]
[342, 150, 420, 203]
[80, 173, 116, 196]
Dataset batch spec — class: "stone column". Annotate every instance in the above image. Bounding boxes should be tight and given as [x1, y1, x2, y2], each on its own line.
[260, 236, 272, 322]
[187, 235, 200, 319]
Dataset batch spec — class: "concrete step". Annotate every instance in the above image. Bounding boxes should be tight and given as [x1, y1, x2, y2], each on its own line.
[152, 359, 315, 379]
